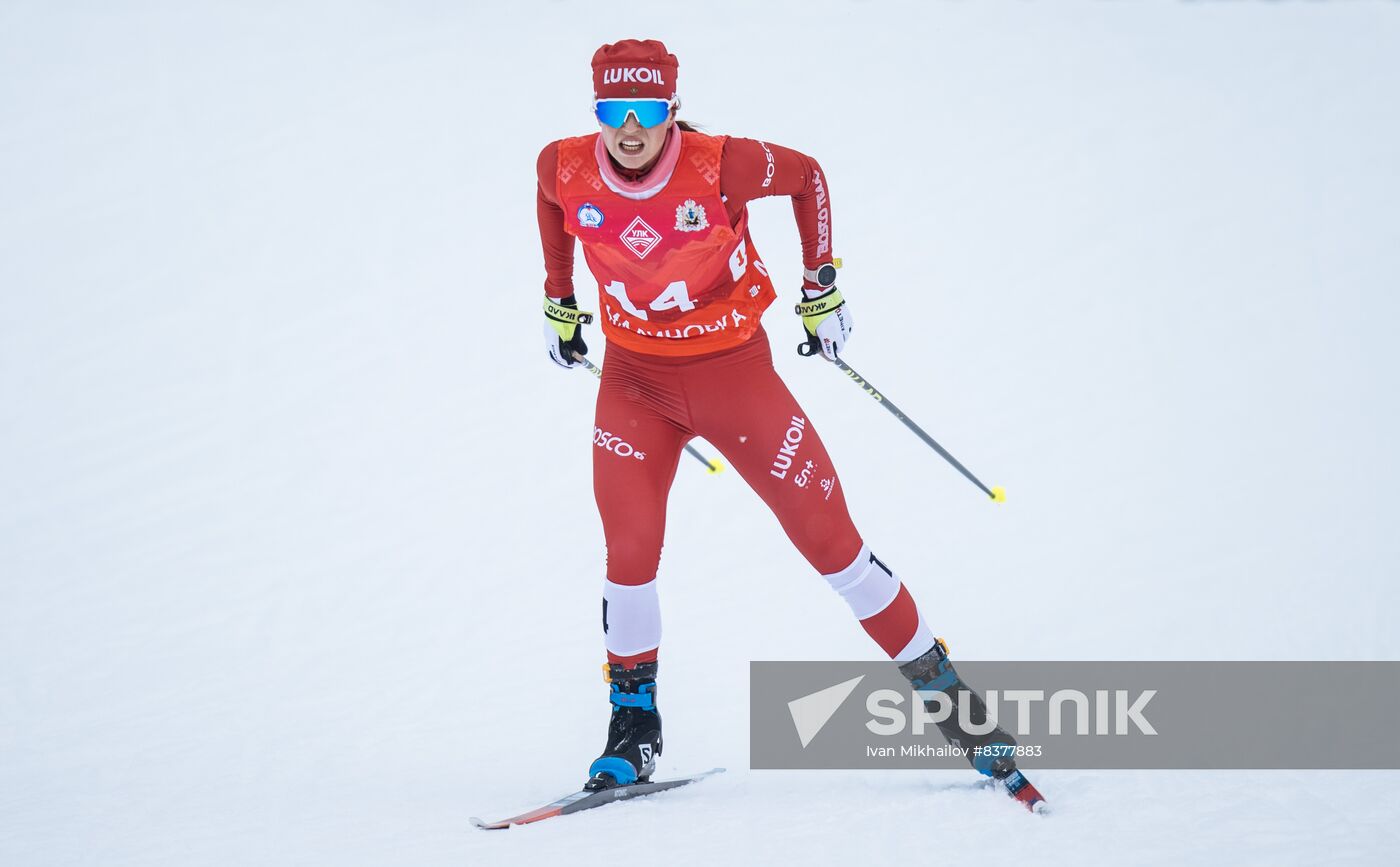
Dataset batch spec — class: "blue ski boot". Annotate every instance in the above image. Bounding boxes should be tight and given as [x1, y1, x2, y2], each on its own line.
[899, 638, 1047, 812]
[584, 661, 662, 791]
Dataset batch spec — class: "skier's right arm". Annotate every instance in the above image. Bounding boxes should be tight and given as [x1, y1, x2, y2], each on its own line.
[537, 142, 593, 368]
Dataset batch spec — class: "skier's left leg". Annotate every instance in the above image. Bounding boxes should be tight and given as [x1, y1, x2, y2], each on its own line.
[681, 330, 936, 661]
[683, 331, 1038, 800]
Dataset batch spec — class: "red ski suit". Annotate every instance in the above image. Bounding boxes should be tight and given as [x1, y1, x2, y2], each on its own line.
[537, 129, 933, 666]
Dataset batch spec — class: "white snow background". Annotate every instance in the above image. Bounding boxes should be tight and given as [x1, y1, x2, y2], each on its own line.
[3, 1, 1398, 864]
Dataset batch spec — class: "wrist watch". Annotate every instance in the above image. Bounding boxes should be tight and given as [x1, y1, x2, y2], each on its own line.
[803, 261, 839, 289]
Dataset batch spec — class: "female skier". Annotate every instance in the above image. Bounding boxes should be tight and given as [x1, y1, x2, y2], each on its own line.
[536, 39, 1043, 810]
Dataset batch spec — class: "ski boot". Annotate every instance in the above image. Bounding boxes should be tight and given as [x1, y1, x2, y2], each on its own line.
[899, 638, 1047, 813]
[583, 661, 662, 791]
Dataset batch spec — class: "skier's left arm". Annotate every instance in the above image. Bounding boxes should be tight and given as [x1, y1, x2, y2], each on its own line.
[721, 138, 851, 361]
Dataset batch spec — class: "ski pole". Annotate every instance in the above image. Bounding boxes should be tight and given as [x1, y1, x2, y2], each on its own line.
[574, 354, 725, 475]
[799, 345, 1004, 502]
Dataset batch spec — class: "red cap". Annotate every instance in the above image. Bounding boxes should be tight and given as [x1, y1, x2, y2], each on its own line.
[591, 39, 678, 101]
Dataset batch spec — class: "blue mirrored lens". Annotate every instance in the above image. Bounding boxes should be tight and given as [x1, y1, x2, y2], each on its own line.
[594, 100, 671, 129]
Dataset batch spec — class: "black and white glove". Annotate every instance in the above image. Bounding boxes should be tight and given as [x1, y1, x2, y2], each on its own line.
[795, 261, 851, 361]
[543, 295, 594, 368]
[796, 287, 852, 361]
[795, 260, 852, 361]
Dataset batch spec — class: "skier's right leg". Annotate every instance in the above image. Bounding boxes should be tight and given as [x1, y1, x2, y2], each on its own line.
[592, 353, 689, 669]
[585, 349, 690, 789]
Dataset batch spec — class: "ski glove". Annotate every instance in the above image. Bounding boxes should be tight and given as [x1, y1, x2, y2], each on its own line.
[543, 295, 594, 368]
[796, 287, 852, 361]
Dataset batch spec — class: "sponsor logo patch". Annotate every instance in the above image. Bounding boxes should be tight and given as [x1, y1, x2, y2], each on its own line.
[769, 416, 807, 479]
[620, 215, 662, 259]
[812, 170, 830, 256]
[594, 427, 647, 460]
[577, 203, 604, 228]
[758, 140, 776, 188]
[601, 67, 667, 85]
[674, 199, 709, 232]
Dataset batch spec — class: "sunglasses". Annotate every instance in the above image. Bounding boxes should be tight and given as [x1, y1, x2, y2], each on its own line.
[593, 98, 674, 130]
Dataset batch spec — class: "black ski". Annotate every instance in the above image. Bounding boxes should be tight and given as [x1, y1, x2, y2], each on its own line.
[470, 768, 725, 830]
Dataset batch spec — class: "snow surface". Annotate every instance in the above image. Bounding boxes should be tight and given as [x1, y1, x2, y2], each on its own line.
[3, 1, 1399, 864]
